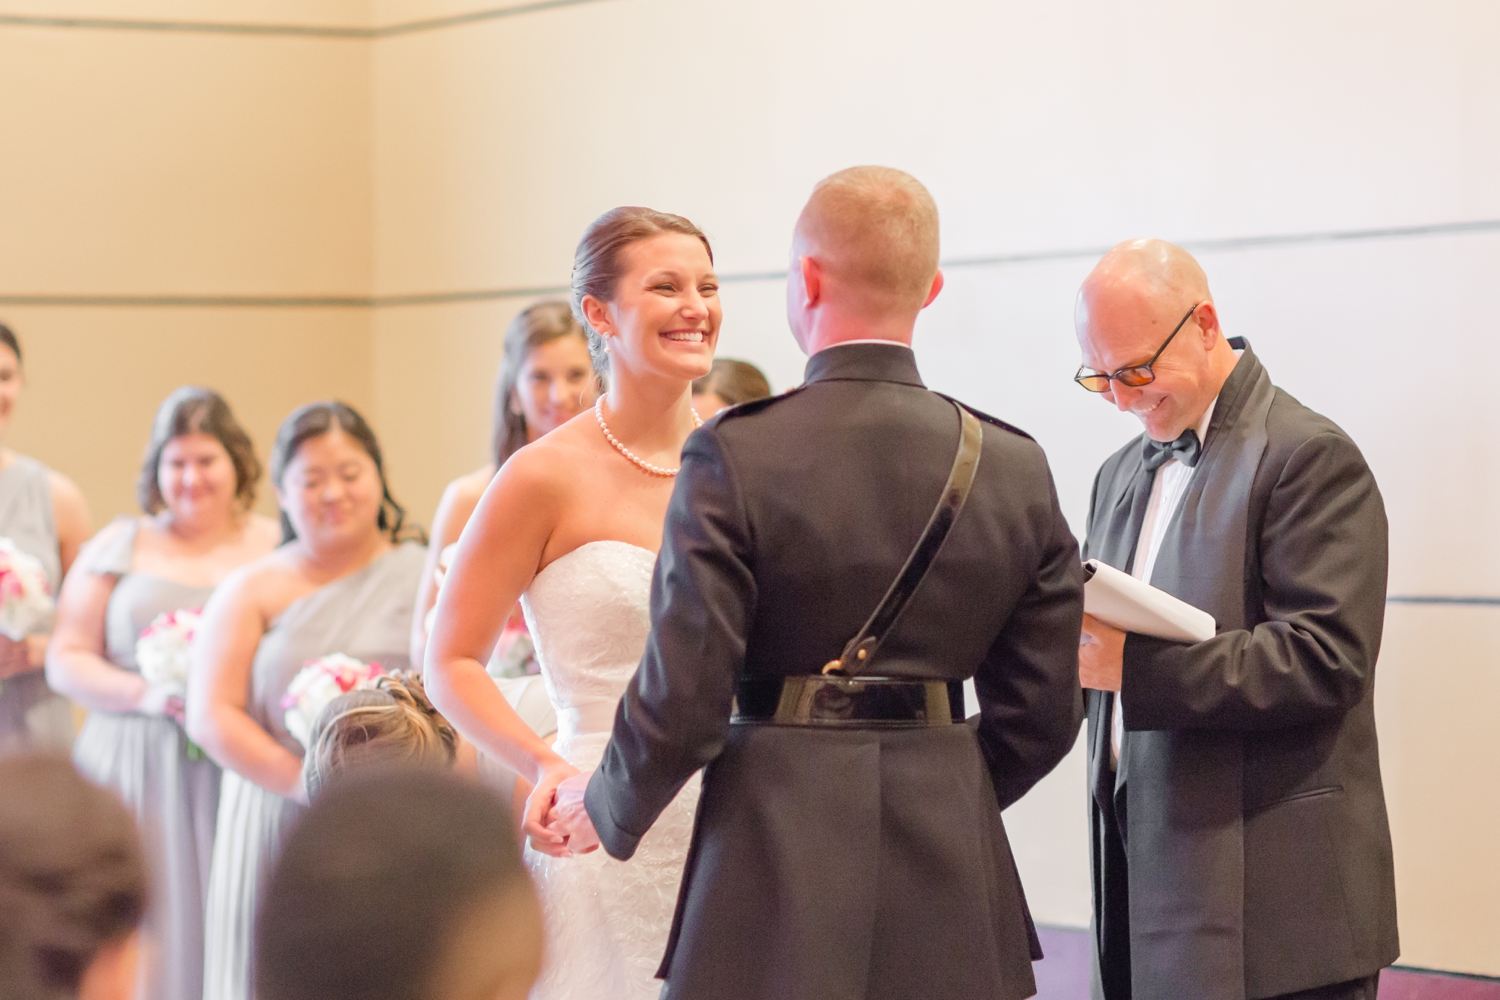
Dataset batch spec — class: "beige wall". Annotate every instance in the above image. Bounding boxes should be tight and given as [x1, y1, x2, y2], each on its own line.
[0, 5, 374, 523]
[4, 0, 1498, 977]
[5, 308, 372, 522]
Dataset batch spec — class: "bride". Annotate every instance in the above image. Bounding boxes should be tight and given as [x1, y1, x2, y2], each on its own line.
[425, 206, 719, 999]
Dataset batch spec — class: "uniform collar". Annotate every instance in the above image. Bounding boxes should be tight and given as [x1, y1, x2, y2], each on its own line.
[802, 342, 925, 388]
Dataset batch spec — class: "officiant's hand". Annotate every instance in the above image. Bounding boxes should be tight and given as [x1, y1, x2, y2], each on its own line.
[523, 759, 579, 858]
[551, 771, 601, 857]
[1079, 613, 1125, 692]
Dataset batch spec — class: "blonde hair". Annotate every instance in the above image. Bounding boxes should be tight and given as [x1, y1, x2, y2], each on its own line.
[302, 672, 459, 798]
[797, 165, 940, 308]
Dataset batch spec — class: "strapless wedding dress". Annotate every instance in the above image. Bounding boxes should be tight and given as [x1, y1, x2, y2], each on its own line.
[521, 541, 700, 1000]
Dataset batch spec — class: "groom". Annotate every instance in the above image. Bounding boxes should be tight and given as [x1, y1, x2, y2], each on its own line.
[557, 166, 1085, 1000]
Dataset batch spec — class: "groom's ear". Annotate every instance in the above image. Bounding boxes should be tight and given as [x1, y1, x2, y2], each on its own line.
[798, 255, 823, 308]
[921, 268, 945, 309]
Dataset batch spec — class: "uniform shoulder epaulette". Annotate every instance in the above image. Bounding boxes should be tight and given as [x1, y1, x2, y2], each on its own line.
[934, 392, 1035, 442]
[708, 384, 808, 425]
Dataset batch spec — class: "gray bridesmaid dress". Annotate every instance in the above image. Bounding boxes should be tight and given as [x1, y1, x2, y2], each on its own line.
[72, 518, 220, 1000]
[201, 542, 425, 1000]
[0, 454, 69, 752]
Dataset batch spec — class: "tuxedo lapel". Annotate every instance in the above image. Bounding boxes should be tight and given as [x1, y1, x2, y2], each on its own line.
[1147, 343, 1274, 628]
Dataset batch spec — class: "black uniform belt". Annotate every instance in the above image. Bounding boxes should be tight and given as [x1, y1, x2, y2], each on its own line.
[731, 676, 965, 727]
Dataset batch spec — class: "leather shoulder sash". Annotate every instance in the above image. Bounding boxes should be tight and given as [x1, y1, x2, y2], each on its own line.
[824, 401, 983, 676]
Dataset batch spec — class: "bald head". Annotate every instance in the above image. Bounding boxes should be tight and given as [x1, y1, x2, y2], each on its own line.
[1078, 239, 1211, 323]
[794, 166, 940, 311]
[1074, 239, 1237, 441]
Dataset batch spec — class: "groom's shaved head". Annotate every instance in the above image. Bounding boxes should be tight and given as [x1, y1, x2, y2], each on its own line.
[795, 166, 940, 311]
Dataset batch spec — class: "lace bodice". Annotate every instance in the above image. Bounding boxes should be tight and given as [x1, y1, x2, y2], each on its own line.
[519, 540, 698, 1000]
[522, 540, 657, 765]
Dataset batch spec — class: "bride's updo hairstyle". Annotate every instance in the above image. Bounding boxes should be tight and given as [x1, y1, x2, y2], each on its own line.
[569, 207, 714, 377]
[269, 401, 423, 545]
[301, 672, 459, 799]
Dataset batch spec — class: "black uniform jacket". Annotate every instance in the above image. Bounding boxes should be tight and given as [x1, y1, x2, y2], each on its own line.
[585, 343, 1085, 1000]
[1084, 339, 1399, 1000]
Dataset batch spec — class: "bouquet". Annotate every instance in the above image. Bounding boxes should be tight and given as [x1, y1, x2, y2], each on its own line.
[281, 654, 383, 749]
[135, 608, 203, 693]
[134, 608, 206, 759]
[0, 537, 55, 642]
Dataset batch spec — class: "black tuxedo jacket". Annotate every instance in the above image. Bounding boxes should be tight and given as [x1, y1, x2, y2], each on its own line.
[585, 343, 1084, 1000]
[1084, 339, 1399, 1000]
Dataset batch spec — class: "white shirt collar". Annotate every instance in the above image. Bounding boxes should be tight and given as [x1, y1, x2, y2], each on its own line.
[822, 338, 913, 350]
[1193, 396, 1218, 443]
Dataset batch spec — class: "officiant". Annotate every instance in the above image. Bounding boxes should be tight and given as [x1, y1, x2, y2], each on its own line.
[1073, 240, 1398, 1000]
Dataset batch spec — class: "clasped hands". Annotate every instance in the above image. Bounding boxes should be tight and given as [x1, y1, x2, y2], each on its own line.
[524, 765, 601, 858]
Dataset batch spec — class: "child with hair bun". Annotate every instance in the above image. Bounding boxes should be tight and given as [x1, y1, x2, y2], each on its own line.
[300, 671, 459, 798]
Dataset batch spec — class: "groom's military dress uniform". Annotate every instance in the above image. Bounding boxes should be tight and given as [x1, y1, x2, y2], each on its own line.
[585, 343, 1085, 1000]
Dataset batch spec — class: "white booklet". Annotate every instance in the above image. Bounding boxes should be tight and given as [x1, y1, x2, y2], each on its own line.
[1082, 559, 1216, 643]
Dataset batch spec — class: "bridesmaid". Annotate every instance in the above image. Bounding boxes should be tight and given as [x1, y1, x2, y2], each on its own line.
[47, 386, 280, 1000]
[409, 300, 598, 671]
[187, 401, 425, 1000]
[0, 321, 92, 753]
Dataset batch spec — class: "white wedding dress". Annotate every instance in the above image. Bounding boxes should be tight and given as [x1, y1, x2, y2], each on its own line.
[521, 540, 700, 1000]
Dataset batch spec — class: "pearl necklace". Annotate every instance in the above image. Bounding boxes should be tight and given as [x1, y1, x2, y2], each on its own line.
[594, 398, 703, 478]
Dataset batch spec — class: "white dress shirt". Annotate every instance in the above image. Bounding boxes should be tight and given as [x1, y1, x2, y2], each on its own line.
[1111, 395, 1219, 768]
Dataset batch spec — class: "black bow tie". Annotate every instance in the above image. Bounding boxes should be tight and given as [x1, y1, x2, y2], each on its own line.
[1142, 429, 1202, 472]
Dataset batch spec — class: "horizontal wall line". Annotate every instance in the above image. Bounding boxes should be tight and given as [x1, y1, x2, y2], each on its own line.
[5, 217, 1498, 310]
[1386, 595, 1500, 607]
[943, 218, 1500, 271]
[0, 0, 611, 39]
[0, 292, 371, 308]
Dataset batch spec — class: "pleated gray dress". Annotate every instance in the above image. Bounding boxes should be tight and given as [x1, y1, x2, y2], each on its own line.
[0, 454, 69, 753]
[72, 518, 220, 1000]
[201, 542, 425, 1000]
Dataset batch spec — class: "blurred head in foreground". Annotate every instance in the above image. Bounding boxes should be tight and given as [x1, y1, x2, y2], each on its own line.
[692, 358, 772, 419]
[0, 754, 147, 1000]
[256, 768, 542, 1000]
[301, 671, 459, 800]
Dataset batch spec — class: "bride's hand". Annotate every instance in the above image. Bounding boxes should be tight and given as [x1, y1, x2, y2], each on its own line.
[553, 772, 601, 856]
[523, 759, 579, 858]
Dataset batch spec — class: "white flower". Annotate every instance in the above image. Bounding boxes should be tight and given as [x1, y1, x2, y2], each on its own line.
[135, 608, 203, 692]
[0, 538, 55, 642]
[280, 654, 383, 749]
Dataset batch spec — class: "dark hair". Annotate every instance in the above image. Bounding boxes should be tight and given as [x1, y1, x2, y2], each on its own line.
[570, 206, 713, 376]
[0, 323, 19, 364]
[269, 401, 423, 546]
[301, 671, 458, 800]
[692, 358, 771, 408]
[256, 768, 533, 1000]
[0, 754, 147, 1000]
[137, 386, 262, 515]
[492, 301, 593, 469]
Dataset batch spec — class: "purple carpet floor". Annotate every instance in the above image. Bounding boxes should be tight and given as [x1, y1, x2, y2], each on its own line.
[1034, 926, 1500, 1000]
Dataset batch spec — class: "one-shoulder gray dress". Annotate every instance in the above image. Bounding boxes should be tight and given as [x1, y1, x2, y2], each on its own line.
[72, 518, 220, 1000]
[0, 454, 69, 753]
[201, 542, 425, 1000]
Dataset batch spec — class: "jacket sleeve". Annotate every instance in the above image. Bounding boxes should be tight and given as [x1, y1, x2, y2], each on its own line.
[585, 426, 755, 860]
[1122, 431, 1388, 732]
[972, 449, 1086, 811]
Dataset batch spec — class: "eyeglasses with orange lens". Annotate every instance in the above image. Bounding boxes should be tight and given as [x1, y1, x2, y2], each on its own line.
[1074, 302, 1202, 393]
